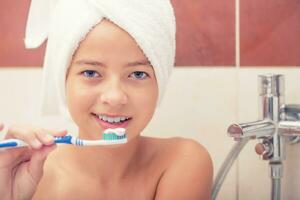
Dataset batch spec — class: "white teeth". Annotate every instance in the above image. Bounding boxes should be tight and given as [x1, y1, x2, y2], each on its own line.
[103, 115, 108, 121]
[98, 114, 129, 123]
[113, 117, 121, 123]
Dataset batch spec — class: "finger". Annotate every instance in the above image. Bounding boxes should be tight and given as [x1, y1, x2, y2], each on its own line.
[27, 145, 56, 183]
[35, 129, 56, 146]
[0, 147, 31, 169]
[36, 129, 68, 145]
[6, 126, 68, 149]
[6, 126, 43, 149]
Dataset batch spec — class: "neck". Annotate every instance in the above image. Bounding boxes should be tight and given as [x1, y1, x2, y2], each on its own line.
[69, 135, 142, 182]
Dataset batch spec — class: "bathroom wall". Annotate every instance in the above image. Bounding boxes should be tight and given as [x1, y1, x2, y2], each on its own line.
[1, 0, 300, 200]
[0, 0, 236, 66]
[240, 0, 300, 66]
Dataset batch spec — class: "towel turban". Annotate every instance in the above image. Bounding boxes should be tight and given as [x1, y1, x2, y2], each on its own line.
[25, 0, 176, 117]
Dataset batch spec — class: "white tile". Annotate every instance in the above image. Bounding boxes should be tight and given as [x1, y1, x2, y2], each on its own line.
[0, 68, 42, 122]
[0, 68, 77, 137]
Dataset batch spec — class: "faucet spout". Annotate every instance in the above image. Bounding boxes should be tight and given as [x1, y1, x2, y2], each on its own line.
[227, 119, 275, 141]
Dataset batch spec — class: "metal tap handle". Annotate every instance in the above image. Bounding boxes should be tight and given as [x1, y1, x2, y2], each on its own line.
[282, 104, 300, 113]
[281, 104, 300, 121]
[278, 121, 300, 136]
[227, 120, 275, 140]
[255, 139, 274, 160]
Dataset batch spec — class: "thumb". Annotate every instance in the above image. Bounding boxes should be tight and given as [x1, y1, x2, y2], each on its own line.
[28, 145, 56, 184]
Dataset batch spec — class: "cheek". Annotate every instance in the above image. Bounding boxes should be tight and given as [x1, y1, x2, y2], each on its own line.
[130, 86, 158, 135]
[133, 84, 158, 115]
[140, 91, 157, 108]
[66, 81, 96, 116]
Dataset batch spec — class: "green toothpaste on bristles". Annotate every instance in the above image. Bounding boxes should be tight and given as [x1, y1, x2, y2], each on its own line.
[103, 128, 127, 141]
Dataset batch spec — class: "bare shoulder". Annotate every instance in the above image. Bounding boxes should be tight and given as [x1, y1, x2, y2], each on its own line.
[171, 137, 212, 158]
[150, 137, 212, 166]
[154, 137, 213, 200]
[144, 136, 212, 166]
[165, 137, 213, 173]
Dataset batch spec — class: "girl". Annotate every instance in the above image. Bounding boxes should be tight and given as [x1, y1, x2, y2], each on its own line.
[0, 0, 213, 199]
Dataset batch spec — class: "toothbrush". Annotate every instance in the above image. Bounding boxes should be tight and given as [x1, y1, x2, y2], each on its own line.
[0, 128, 127, 149]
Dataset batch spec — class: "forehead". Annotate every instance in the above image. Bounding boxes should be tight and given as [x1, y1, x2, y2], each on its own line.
[72, 19, 148, 62]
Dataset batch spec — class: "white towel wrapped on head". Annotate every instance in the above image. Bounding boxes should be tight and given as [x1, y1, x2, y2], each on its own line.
[25, 0, 176, 117]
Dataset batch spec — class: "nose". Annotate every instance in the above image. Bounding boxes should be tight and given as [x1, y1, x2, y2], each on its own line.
[99, 78, 128, 107]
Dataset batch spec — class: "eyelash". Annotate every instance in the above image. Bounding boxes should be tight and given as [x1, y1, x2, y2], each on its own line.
[129, 71, 149, 80]
[81, 70, 149, 80]
[81, 70, 100, 78]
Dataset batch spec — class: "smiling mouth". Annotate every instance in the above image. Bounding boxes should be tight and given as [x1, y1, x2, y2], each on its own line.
[91, 113, 132, 128]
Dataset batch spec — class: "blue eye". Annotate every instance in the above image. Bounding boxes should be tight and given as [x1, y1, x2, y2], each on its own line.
[130, 71, 149, 80]
[82, 70, 100, 78]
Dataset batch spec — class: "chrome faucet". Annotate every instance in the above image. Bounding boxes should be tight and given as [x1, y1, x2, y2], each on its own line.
[226, 74, 300, 200]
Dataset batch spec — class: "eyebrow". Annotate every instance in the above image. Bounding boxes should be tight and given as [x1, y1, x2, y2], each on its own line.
[75, 59, 151, 67]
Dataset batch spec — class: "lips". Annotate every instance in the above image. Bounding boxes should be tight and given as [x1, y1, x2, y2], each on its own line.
[92, 113, 131, 129]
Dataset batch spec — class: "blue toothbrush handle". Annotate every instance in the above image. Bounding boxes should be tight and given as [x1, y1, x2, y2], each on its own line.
[0, 135, 73, 149]
[0, 139, 28, 148]
[54, 135, 73, 144]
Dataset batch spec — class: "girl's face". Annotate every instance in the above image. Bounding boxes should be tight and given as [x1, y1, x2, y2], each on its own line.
[66, 20, 158, 141]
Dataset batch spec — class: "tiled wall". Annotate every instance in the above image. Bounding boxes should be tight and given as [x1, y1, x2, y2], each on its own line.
[0, 0, 236, 67]
[171, 0, 235, 66]
[1, 0, 300, 67]
[0, 0, 46, 66]
[240, 0, 300, 66]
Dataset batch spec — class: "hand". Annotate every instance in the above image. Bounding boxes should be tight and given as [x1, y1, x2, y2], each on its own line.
[0, 123, 67, 200]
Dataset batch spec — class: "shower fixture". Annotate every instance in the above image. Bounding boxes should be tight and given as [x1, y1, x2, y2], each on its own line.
[212, 74, 300, 200]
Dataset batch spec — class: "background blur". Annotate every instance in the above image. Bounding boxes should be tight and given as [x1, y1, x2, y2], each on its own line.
[1, 0, 300, 199]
